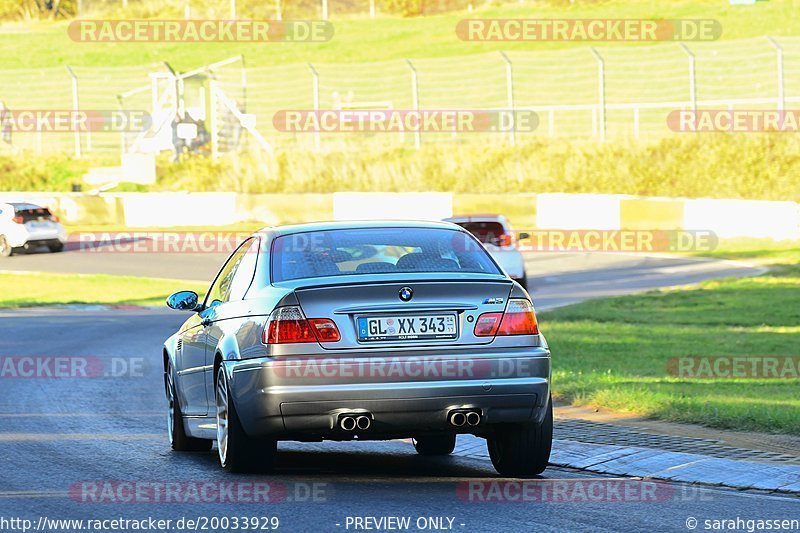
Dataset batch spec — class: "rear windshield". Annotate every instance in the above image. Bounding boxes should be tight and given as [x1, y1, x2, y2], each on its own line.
[15, 207, 53, 222]
[454, 222, 506, 244]
[271, 227, 500, 283]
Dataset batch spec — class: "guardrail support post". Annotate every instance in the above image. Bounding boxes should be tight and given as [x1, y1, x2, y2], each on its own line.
[405, 59, 421, 149]
[590, 47, 605, 142]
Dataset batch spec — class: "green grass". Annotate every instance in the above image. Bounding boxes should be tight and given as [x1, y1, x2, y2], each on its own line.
[0, 0, 797, 69]
[0, 272, 206, 308]
[8, 134, 800, 201]
[544, 252, 800, 434]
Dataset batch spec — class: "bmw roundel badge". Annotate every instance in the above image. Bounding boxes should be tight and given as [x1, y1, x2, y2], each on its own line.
[399, 286, 413, 302]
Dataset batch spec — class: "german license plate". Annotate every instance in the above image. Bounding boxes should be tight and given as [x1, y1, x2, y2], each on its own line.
[357, 314, 457, 342]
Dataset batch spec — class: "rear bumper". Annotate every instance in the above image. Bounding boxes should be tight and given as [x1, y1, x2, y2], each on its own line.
[224, 347, 551, 439]
[6, 227, 67, 248]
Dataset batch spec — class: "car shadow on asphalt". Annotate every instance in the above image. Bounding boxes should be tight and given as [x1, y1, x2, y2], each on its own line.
[170, 440, 508, 479]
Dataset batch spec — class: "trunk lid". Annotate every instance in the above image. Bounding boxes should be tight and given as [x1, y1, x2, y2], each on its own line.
[294, 278, 513, 350]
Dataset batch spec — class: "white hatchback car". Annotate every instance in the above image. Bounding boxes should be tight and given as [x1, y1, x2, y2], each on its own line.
[444, 215, 528, 286]
[0, 202, 67, 257]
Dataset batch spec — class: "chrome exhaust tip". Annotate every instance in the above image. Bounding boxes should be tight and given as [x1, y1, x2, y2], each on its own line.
[449, 412, 466, 427]
[466, 411, 481, 426]
[339, 416, 356, 431]
[356, 416, 371, 430]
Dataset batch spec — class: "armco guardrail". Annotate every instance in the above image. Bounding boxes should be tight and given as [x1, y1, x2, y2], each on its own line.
[0, 192, 797, 240]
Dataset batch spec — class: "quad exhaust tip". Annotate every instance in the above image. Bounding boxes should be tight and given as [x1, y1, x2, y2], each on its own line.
[356, 415, 371, 430]
[339, 416, 357, 431]
[449, 409, 481, 427]
[338, 413, 372, 431]
[449, 412, 467, 427]
[466, 411, 481, 426]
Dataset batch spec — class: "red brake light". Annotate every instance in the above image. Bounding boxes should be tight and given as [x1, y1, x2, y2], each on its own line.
[263, 306, 340, 344]
[474, 300, 538, 337]
[12, 216, 23, 224]
[497, 299, 539, 335]
[50, 215, 59, 223]
[474, 312, 502, 337]
[498, 233, 513, 247]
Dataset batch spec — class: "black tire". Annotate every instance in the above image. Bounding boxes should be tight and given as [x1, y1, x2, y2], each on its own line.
[413, 434, 457, 456]
[488, 396, 552, 477]
[0, 236, 13, 257]
[215, 368, 276, 473]
[48, 242, 64, 253]
[166, 365, 212, 452]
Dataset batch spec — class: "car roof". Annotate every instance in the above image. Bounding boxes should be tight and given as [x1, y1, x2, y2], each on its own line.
[7, 202, 45, 210]
[444, 215, 509, 224]
[256, 219, 465, 238]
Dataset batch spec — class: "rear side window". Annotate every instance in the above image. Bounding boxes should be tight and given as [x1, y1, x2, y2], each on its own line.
[271, 227, 500, 283]
[454, 222, 507, 244]
[15, 207, 53, 222]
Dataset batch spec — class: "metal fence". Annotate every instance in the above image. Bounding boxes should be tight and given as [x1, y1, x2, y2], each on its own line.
[2, 36, 800, 157]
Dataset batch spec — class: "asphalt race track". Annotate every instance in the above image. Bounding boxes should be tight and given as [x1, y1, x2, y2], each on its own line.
[2, 247, 796, 532]
[1, 308, 799, 532]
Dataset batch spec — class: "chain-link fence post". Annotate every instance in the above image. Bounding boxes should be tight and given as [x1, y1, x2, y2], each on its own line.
[66, 66, 81, 158]
[275, 0, 282, 20]
[590, 47, 605, 142]
[678, 43, 697, 114]
[321, 0, 328, 20]
[308, 63, 321, 150]
[405, 59, 421, 149]
[499, 51, 515, 147]
[766, 37, 785, 111]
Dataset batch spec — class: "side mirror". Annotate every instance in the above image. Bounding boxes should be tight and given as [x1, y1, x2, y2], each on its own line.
[167, 290, 199, 311]
[518, 232, 530, 240]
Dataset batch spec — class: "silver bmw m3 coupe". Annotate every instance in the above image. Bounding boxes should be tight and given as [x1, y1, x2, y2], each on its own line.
[163, 220, 552, 475]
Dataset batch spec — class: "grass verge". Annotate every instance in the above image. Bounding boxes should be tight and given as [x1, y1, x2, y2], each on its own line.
[544, 250, 800, 434]
[0, 272, 206, 308]
[8, 134, 800, 202]
[1, 1, 797, 69]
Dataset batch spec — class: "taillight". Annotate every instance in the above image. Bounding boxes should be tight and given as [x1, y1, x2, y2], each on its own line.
[474, 312, 502, 337]
[497, 233, 513, 247]
[308, 318, 341, 342]
[262, 306, 340, 344]
[498, 299, 539, 335]
[474, 299, 538, 337]
[12, 216, 23, 224]
[50, 215, 59, 223]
